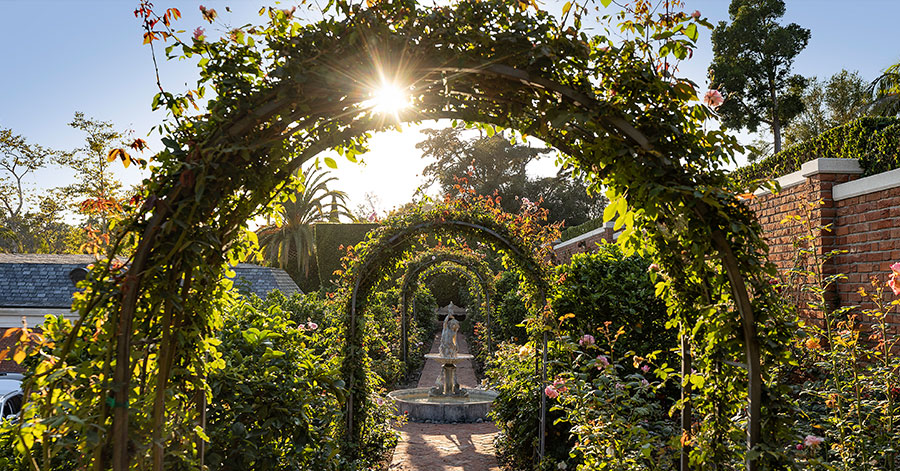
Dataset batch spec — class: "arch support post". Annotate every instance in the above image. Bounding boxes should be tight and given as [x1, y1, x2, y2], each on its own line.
[711, 231, 761, 471]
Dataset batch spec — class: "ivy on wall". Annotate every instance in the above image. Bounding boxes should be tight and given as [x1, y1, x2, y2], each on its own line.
[732, 117, 900, 187]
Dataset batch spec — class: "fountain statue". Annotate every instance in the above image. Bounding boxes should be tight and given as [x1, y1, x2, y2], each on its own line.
[438, 306, 460, 358]
[387, 302, 497, 423]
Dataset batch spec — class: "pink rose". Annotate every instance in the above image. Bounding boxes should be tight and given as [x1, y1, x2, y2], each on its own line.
[891, 262, 900, 274]
[544, 385, 559, 399]
[596, 355, 610, 369]
[804, 435, 824, 447]
[691, 10, 701, 19]
[307, 321, 318, 331]
[703, 90, 724, 109]
[796, 444, 803, 450]
[889, 276, 900, 296]
[579, 334, 595, 346]
[193, 27, 205, 41]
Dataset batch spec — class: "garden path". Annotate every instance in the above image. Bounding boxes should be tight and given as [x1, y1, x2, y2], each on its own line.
[388, 334, 501, 471]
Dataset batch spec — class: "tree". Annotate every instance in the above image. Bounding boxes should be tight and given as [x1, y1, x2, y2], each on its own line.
[709, 0, 810, 153]
[783, 70, 870, 148]
[61, 112, 128, 231]
[257, 164, 354, 281]
[416, 127, 604, 226]
[870, 61, 900, 116]
[0, 128, 69, 252]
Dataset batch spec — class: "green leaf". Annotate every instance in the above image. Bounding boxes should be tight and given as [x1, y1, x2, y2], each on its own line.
[324, 157, 337, 169]
[562, 1, 572, 15]
[685, 23, 698, 41]
[600, 0, 612, 6]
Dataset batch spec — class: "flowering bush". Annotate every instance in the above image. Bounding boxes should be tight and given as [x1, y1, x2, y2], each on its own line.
[555, 327, 678, 471]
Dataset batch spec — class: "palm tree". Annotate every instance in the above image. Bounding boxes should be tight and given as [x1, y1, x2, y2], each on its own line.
[257, 165, 354, 278]
[870, 61, 900, 116]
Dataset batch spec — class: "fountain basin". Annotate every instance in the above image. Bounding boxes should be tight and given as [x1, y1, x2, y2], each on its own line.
[388, 388, 498, 423]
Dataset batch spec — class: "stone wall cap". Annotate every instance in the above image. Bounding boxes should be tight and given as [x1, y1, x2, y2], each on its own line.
[800, 158, 863, 177]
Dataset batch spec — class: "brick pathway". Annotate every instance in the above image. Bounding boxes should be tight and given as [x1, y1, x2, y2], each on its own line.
[388, 334, 501, 471]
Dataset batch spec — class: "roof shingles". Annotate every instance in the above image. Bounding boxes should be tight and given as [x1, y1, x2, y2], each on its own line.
[0, 254, 300, 308]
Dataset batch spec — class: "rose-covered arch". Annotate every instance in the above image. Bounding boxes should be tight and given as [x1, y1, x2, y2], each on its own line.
[336, 200, 555, 456]
[397, 247, 496, 365]
[24, 2, 790, 470]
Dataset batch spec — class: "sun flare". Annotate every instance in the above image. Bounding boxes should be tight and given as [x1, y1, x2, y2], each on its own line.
[369, 82, 410, 116]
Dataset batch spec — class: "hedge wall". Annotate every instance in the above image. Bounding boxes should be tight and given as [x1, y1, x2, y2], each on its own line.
[313, 223, 379, 285]
[558, 216, 604, 243]
[732, 117, 900, 187]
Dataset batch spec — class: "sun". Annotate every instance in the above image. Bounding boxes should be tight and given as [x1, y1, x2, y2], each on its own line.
[368, 82, 410, 116]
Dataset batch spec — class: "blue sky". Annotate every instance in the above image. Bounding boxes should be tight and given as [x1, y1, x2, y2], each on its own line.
[1, 0, 898, 214]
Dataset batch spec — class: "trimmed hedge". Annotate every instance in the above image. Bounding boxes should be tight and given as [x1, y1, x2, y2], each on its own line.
[313, 223, 378, 285]
[732, 117, 900, 187]
[558, 216, 604, 243]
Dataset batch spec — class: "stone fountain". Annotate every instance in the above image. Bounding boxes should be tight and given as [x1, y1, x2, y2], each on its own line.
[388, 304, 497, 423]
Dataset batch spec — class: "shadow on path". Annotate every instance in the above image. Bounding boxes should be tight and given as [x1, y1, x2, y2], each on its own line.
[390, 333, 500, 470]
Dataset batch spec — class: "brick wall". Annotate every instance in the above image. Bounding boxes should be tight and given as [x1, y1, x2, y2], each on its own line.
[553, 223, 616, 263]
[551, 158, 900, 336]
[746, 159, 900, 334]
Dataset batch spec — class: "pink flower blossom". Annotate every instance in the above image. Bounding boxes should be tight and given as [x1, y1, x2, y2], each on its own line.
[544, 385, 559, 399]
[596, 355, 610, 369]
[193, 27, 205, 41]
[641, 364, 650, 373]
[803, 435, 824, 447]
[888, 262, 900, 295]
[648, 263, 659, 272]
[641, 379, 649, 386]
[579, 334, 595, 346]
[307, 321, 318, 331]
[691, 10, 701, 19]
[889, 276, 900, 296]
[796, 444, 804, 450]
[703, 90, 724, 109]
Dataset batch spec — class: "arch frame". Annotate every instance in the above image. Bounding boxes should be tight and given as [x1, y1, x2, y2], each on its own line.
[24, 3, 788, 470]
[397, 248, 496, 365]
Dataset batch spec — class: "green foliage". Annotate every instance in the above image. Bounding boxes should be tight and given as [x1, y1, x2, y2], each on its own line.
[206, 298, 345, 471]
[551, 246, 673, 358]
[555, 329, 678, 471]
[558, 216, 604, 243]
[732, 116, 900, 187]
[710, 0, 810, 152]
[783, 70, 871, 149]
[416, 127, 604, 226]
[424, 272, 468, 306]
[488, 341, 573, 471]
[313, 223, 378, 287]
[871, 61, 900, 116]
[257, 165, 354, 283]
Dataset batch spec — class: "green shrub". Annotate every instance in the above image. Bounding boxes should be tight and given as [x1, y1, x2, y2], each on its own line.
[206, 299, 346, 471]
[488, 341, 574, 471]
[551, 245, 673, 358]
[555, 329, 678, 471]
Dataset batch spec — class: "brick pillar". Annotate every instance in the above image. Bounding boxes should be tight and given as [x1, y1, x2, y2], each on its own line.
[797, 159, 863, 314]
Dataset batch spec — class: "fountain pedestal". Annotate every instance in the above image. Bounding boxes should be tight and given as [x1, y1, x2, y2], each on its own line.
[426, 354, 471, 397]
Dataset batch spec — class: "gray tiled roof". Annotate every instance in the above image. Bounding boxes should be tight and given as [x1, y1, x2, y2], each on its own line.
[0, 254, 300, 308]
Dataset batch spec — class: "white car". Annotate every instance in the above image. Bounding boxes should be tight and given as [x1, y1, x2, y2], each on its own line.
[0, 373, 23, 419]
